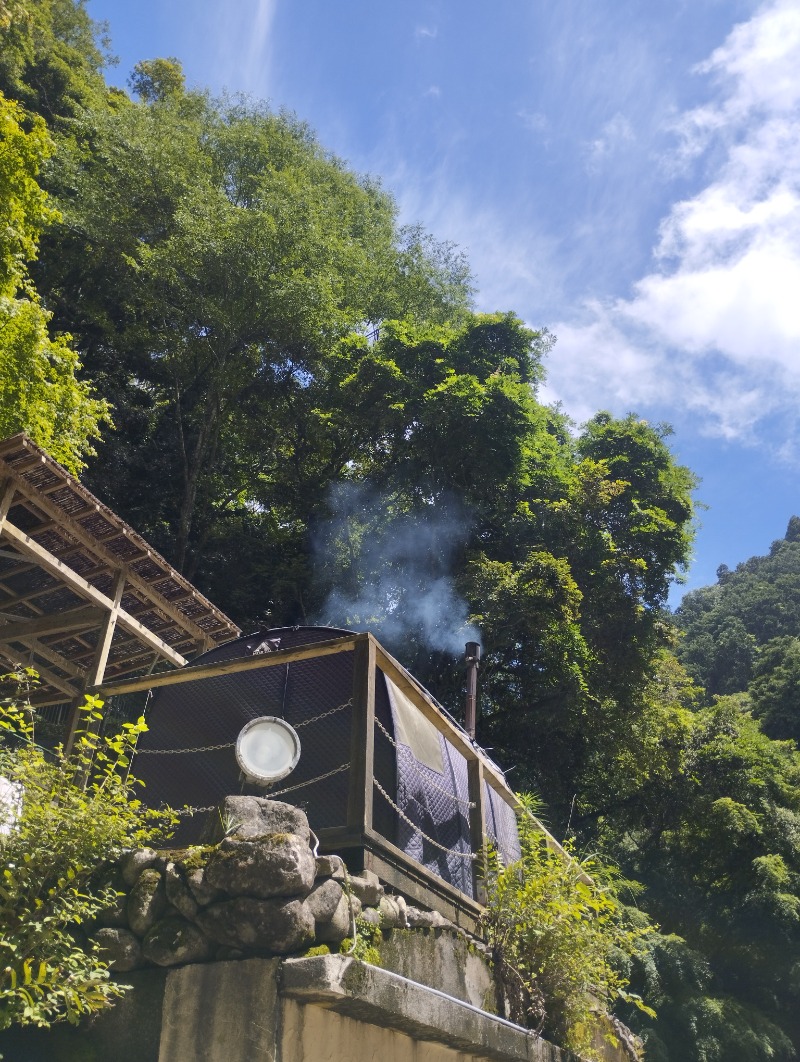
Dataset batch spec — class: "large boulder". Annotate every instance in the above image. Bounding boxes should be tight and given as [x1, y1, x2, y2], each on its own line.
[120, 848, 160, 887]
[164, 862, 199, 920]
[127, 868, 168, 936]
[305, 879, 345, 923]
[347, 873, 383, 907]
[205, 835, 315, 899]
[92, 927, 142, 972]
[197, 897, 315, 953]
[142, 916, 211, 967]
[201, 797, 310, 845]
[305, 878, 360, 944]
[183, 866, 221, 907]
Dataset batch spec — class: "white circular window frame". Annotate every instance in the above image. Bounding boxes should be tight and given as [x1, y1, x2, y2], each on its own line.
[235, 716, 302, 787]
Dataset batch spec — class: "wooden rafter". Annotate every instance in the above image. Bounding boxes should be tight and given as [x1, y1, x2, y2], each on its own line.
[0, 605, 102, 642]
[2, 520, 187, 668]
[3, 466, 229, 645]
[0, 435, 240, 710]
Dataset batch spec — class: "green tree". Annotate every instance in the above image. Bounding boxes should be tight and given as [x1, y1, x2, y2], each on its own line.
[0, 0, 111, 124]
[676, 518, 800, 697]
[35, 82, 472, 574]
[0, 90, 109, 472]
[596, 653, 800, 1060]
[483, 795, 655, 1060]
[749, 636, 800, 743]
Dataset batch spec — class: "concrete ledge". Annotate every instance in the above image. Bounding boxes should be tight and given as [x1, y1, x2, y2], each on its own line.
[280, 955, 572, 1062]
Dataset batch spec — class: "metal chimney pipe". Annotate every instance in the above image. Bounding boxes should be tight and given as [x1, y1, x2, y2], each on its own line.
[465, 641, 481, 740]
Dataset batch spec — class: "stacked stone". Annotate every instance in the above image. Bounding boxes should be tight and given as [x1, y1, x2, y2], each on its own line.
[92, 795, 463, 973]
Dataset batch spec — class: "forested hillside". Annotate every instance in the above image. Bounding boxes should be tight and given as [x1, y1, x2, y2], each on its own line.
[3, 3, 800, 1059]
[677, 519, 800, 738]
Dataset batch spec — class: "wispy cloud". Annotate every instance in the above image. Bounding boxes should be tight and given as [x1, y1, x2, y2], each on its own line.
[585, 113, 635, 173]
[415, 25, 438, 40]
[211, 0, 279, 96]
[518, 109, 548, 133]
[547, 0, 800, 450]
[388, 161, 564, 320]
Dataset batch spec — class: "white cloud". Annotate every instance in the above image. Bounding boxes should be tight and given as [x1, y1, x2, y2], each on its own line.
[415, 25, 438, 40]
[547, 0, 800, 447]
[586, 113, 635, 172]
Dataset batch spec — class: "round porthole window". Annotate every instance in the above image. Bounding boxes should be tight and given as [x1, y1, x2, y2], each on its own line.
[235, 716, 301, 787]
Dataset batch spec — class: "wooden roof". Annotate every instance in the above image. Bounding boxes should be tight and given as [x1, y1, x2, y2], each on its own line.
[0, 433, 240, 708]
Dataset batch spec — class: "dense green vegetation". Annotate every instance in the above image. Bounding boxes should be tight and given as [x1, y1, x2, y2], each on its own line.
[0, 678, 174, 1031]
[3, 2, 800, 1057]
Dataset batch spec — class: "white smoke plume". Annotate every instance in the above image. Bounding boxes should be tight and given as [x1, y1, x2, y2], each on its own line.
[314, 483, 480, 656]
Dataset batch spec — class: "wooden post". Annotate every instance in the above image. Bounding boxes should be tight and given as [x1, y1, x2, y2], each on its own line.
[347, 634, 376, 837]
[64, 568, 127, 756]
[467, 756, 488, 904]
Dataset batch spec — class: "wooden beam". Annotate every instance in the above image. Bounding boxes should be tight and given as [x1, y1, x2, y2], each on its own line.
[0, 605, 102, 642]
[347, 633, 376, 833]
[91, 634, 359, 697]
[467, 759, 488, 903]
[0, 480, 15, 532]
[1, 520, 186, 668]
[0, 548, 28, 563]
[3, 467, 234, 645]
[64, 570, 128, 759]
[21, 637, 84, 680]
[0, 644, 79, 700]
[0, 575, 78, 610]
[0, 579, 95, 658]
[83, 569, 125, 688]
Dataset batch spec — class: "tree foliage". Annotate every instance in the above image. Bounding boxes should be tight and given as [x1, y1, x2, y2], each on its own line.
[676, 519, 800, 699]
[483, 795, 655, 1060]
[0, 90, 109, 472]
[0, 676, 174, 1032]
[33, 81, 473, 572]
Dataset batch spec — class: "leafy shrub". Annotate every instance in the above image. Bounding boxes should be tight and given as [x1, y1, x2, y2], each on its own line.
[481, 795, 654, 1060]
[0, 672, 174, 1031]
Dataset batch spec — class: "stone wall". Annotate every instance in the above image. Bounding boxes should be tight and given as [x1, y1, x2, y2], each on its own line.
[0, 796, 641, 1062]
[0, 956, 570, 1062]
[91, 795, 483, 977]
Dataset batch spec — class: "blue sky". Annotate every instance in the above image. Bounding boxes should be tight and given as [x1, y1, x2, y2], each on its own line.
[88, 0, 800, 604]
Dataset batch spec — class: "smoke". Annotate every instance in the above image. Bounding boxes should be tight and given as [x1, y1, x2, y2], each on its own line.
[313, 483, 480, 656]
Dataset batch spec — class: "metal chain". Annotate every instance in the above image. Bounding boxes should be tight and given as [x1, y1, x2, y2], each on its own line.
[174, 804, 218, 817]
[171, 761, 351, 817]
[269, 761, 350, 798]
[374, 715, 475, 810]
[136, 742, 235, 755]
[134, 700, 352, 756]
[294, 699, 351, 729]
[373, 778, 477, 861]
